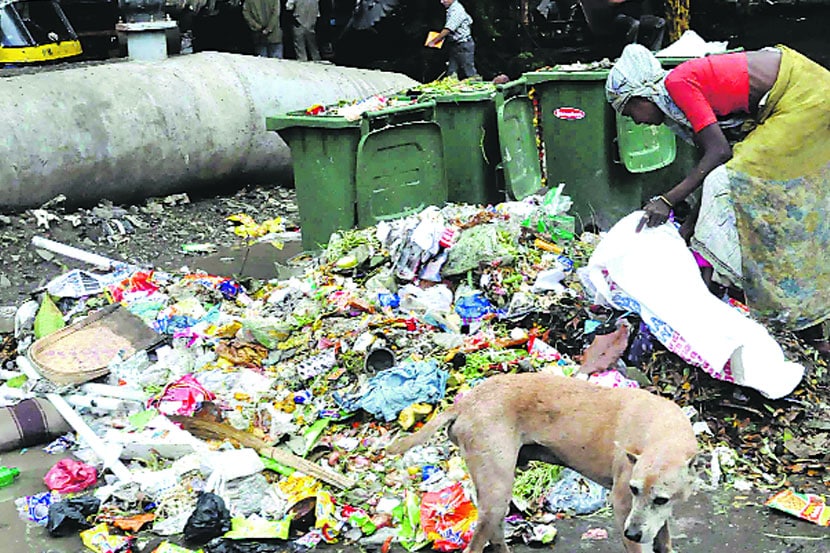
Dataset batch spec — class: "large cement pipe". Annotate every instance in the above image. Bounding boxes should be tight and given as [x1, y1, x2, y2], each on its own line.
[0, 53, 418, 211]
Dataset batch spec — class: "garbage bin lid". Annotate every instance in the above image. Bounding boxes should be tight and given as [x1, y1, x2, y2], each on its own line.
[265, 113, 362, 132]
[615, 112, 676, 173]
[523, 70, 609, 83]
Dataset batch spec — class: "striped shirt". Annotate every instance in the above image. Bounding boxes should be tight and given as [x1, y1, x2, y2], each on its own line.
[444, 1, 473, 43]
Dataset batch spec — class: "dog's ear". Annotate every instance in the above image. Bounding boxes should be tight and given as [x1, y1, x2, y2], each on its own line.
[615, 441, 640, 465]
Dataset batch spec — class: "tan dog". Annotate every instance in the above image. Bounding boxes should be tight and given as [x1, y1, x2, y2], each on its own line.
[386, 373, 697, 553]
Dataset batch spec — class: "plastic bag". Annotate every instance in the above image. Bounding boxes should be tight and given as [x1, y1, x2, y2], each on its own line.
[33, 294, 65, 339]
[184, 493, 232, 545]
[420, 482, 478, 551]
[43, 459, 98, 494]
[543, 468, 608, 515]
[47, 496, 101, 536]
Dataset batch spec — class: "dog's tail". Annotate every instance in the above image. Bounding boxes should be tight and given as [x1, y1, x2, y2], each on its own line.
[386, 406, 458, 455]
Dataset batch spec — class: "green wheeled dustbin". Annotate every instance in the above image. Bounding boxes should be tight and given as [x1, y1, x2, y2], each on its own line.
[267, 101, 447, 250]
[426, 88, 501, 205]
[266, 112, 362, 250]
[521, 68, 698, 231]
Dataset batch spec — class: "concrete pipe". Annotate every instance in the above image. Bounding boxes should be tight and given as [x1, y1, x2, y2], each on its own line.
[0, 53, 418, 211]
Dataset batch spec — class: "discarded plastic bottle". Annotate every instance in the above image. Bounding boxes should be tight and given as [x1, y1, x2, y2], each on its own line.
[0, 466, 20, 488]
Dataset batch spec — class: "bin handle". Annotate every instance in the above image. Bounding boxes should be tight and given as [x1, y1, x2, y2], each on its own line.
[361, 100, 437, 132]
[612, 137, 622, 165]
[495, 77, 528, 101]
[372, 203, 426, 222]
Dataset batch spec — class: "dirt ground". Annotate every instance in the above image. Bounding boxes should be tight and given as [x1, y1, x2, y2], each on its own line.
[0, 184, 303, 310]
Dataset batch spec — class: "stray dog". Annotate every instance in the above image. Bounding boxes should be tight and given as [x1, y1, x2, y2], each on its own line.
[386, 373, 697, 553]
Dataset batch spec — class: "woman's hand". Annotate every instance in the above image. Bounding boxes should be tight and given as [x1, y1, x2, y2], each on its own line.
[636, 196, 672, 232]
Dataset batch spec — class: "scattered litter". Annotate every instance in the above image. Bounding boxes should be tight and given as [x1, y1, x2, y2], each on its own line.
[0, 180, 824, 553]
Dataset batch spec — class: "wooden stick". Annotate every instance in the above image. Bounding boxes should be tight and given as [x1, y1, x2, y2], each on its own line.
[170, 416, 356, 490]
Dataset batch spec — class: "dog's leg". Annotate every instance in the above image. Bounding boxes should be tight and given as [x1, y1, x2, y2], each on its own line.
[460, 434, 519, 553]
[654, 522, 671, 553]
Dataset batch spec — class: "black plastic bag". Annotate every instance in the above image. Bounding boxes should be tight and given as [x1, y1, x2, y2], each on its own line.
[205, 538, 284, 553]
[46, 496, 101, 537]
[183, 492, 231, 545]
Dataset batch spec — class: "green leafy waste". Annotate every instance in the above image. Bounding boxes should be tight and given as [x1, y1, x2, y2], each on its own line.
[512, 461, 563, 508]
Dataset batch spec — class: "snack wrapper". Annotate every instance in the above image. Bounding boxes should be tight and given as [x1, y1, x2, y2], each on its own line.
[765, 489, 830, 526]
[80, 523, 133, 553]
[314, 490, 341, 543]
[420, 482, 478, 551]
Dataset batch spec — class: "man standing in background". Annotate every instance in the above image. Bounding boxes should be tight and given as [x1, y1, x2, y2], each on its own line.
[243, 0, 284, 57]
[287, 0, 321, 61]
[427, 0, 478, 79]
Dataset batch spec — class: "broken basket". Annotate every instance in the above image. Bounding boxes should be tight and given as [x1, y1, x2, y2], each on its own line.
[28, 303, 163, 386]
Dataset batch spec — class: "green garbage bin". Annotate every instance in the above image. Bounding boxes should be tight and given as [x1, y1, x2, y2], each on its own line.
[267, 112, 362, 250]
[267, 101, 447, 250]
[521, 68, 698, 231]
[423, 89, 501, 205]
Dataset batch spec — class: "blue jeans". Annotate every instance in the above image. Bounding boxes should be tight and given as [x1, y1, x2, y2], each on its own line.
[257, 43, 284, 58]
[447, 38, 477, 79]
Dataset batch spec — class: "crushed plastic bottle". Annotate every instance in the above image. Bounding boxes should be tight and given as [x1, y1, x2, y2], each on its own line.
[0, 466, 20, 488]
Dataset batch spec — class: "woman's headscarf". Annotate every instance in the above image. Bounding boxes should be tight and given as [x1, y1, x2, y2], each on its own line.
[605, 44, 695, 144]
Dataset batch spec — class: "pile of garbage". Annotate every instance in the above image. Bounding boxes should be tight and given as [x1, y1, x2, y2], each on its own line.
[1, 187, 828, 552]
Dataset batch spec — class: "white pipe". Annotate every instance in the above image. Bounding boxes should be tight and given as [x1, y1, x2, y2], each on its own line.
[15, 355, 42, 382]
[65, 394, 136, 412]
[30, 237, 122, 269]
[0, 369, 24, 380]
[47, 393, 133, 483]
[79, 383, 148, 402]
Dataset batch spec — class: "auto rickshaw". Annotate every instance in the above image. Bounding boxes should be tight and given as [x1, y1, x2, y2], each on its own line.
[0, 0, 82, 64]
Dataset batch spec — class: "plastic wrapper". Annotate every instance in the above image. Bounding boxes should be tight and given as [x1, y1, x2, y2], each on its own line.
[80, 523, 135, 553]
[765, 489, 830, 526]
[15, 491, 56, 526]
[111, 513, 155, 532]
[420, 482, 478, 552]
[33, 293, 65, 339]
[147, 374, 216, 416]
[314, 490, 342, 543]
[392, 491, 426, 552]
[342, 505, 377, 536]
[183, 492, 232, 545]
[107, 270, 161, 303]
[521, 184, 575, 242]
[543, 468, 608, 515]
[224, 514, 291, 539]
[276, 473, 321, 506]
[44, 458, 98, 493]
[47, 495, 101, 536]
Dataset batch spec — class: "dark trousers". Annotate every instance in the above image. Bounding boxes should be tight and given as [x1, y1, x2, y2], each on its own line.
[447, 38, 477, 79]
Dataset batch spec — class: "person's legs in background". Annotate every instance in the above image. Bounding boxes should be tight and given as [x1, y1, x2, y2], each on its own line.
[293, 25, 308, 60]
[613, 13, 640, 45]
[456, 40, 477, 79]
[304, 28, 320, 60]
[266, 42, 284, 58]
[256, 44, 269, 57]
[446, 43, 460, 78]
